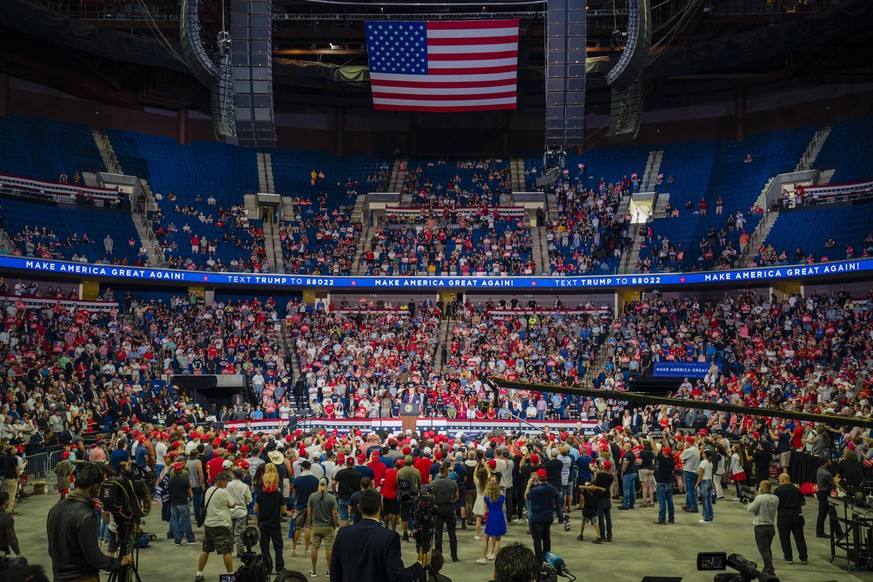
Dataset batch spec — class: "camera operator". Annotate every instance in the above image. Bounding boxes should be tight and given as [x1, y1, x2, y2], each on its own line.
[46, 463, 132, 581]
[0, 491, 21, 558]
[430, 460, 460, 562]
[491, 543, 538, 582]
[330, 488, 424, 582]
[743, 480, 778, 576]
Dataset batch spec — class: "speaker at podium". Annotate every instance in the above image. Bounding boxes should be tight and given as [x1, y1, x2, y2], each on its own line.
[399, 403, 419, 435]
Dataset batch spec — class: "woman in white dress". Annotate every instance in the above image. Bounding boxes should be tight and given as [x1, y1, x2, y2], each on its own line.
[473, 463, 489, 540]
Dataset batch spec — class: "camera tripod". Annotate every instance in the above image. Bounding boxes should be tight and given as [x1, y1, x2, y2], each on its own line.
[107, 515, 144, 582]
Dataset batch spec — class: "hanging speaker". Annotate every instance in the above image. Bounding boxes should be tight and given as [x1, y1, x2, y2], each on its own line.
[229, 0, 276, 147]
[545, 0, 586, 148]
[606, 0, 651, 92]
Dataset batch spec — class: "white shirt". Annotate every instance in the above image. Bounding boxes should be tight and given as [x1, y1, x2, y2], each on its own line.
[226, 479, 253, 519]
[699, 459, 713, 481]
[203, 485, 235, 528]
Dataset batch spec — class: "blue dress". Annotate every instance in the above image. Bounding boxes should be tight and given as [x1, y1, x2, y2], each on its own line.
[484, 494, 507, 537]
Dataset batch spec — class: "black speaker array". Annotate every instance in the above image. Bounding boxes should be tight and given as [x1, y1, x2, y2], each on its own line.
[229, 0, 276, 147]
[607, 78, 643, 139]
[545, 0, 586, 149]
[606, 0, 651, 91]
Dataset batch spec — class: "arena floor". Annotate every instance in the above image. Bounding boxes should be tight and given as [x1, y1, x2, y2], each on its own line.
[13, 490, 857, 582]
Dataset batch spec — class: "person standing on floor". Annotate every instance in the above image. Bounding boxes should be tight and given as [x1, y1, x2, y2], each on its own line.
[430, 461, 460, 563]
[168, 462, 197, 545]
[680, 436, 701, 514]
[744, 480, 779, 577]
[477, 476, 506, 565]
[307, 478, 339, 578]
[195, 472, 236, 582]
[773, 473, 808, 565]
[653, 446, 675, 525]
[618, 442, 638, 511]
[696, 449, 715, 524]
[591, 461, 614, 543]
[254, 468, 286, 575]
[226, 468, 253, 557]
[815, 458, 841, 539]
[526, 469, 555, 564]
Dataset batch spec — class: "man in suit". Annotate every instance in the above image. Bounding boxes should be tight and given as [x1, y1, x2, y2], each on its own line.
[330, 488, 423, 582]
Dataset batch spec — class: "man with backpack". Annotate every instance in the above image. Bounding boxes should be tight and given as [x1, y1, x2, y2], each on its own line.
[195, 472, 236, 582]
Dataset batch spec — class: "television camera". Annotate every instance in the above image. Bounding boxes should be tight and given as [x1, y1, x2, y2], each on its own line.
[97, 462, 156, 582]
[218, 526, 273, 582]
[697, 552, 780, 582]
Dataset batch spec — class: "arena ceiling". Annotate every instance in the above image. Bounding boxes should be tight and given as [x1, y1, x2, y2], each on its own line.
[1, 0, 872, 114]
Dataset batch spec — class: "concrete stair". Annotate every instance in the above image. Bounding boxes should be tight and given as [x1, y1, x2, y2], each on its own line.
[130, 208, 162, 266]
[243, 194, 259, 220]
[263, 221, 284, 273]
[652, 193, 671, 219]
[817, 169, 836, 185]
[257, 152, 275, 193]
[92, 129, 122, 174]
[796, 126, 832, 171]
[641, 150, 664, 191]
[510, 157, 526, 192]
[81, 172, 100, 187]
[353, 225, 373, 276]
[531, 227, 547, 275]
[620, 223, 646, 274]
[434, 318, 451, 375]
[389, 159, 407, 192]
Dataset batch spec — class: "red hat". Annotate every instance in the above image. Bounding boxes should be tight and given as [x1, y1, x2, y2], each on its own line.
[357, 454, 366, 463]
[212, 439, 221, 448]
[560, 432, 568, 440]
[62, 451, 70, 459]
[240, 445, 250, 454]
[123, 426, 131, 432]
[685, 436, 695, 443]
[173, 462, 183, 472]
[529, 454, 540, 464]
[536, 468, 547, 479]
[229, 427, 237, 433]
[395, 458, 405, 467]
[338, 453, 345, 462]
[171, 441, 181, 449]
[752, 431, 760, 438]
[138, 437, 145, 444]
[200, 435, 209, 442]
[662, 447, 672, 456]
[699, 429, 708, 436]
[96, 436, 103, 442]
[346, 457, 356, 465]
[434, 451, 443, 460]
[184, 423, 192, 428]
[487, 459, 497, 469]
[371, 451, 380, 459]
[602, 461, 612, 470]
[285, 435, 293, 443]
[238, 460, 250, 470]
[402, 447, 411, 455]
[355, 430, 362, 437]
[325, 443, 333, 450]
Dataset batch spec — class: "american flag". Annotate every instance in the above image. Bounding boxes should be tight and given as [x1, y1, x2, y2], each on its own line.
[364, 19, 519, 112]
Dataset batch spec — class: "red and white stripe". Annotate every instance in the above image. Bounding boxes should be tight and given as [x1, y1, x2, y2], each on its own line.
[370, 19, 519, 112]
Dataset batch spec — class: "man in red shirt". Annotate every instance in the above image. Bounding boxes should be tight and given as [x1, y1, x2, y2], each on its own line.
[381, 458, 401, 530]
[205, 447, 226, 486]
[367, 452, 386, 486]
[414, 448, 434, 485]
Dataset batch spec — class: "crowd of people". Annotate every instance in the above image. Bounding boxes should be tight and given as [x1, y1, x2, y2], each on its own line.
[363, 209, 536, 276]
[2, 413, 870, 581]
[278, 195, 362, 276]
[543, 174, 633, 276]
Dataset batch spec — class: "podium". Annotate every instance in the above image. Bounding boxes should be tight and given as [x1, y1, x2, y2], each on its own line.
[399, 403, 419, 436]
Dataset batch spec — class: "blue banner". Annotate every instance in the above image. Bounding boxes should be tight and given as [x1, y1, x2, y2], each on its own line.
[652, 362, 721, 379]
[0, 255, 869, 291]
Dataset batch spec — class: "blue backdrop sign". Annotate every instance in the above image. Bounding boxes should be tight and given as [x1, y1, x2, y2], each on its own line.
[653, 362, 722, 379]
[0, 255, 869, 291]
